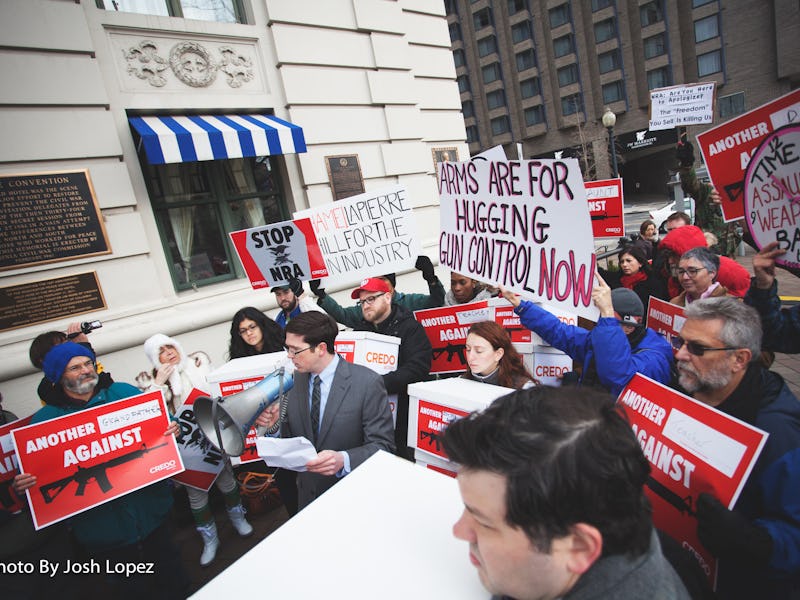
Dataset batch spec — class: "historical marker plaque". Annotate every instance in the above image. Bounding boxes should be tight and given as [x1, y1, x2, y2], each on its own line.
[0, 170, 111, 271]
[0, 272, 106, 332]
[325, 155, 365, 201]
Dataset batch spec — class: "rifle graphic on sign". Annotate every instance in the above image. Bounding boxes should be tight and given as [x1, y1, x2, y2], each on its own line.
[431, 343, 467, 366]
[645, 476, 696, 517]
[420, 430, 442, 452]
[39, 443, 168, 504]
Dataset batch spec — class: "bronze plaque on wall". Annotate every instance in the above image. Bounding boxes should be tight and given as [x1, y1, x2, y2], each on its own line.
[0, 272, 106, 332]
[325, 155, 366, 201]
[0, 170, 111, 271]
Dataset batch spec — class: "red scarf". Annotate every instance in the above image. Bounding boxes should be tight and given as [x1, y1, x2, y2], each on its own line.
[620, 271, 647, 290]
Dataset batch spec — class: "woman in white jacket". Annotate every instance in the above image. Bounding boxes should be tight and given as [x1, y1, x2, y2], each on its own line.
[143, 333, 253, 567]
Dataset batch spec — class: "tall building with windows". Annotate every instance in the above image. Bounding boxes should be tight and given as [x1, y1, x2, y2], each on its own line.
[0, 0, 464, 415]
[447, 0, 799, 196]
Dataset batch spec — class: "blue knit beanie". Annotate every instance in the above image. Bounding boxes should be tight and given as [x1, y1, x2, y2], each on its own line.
[42, 342, 95, 384]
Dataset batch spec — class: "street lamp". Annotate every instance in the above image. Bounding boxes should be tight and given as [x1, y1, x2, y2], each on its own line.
[602, 107, 618, 178]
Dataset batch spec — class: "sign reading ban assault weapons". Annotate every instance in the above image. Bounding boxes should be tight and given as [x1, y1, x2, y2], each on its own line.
[11, 390, 184, 529]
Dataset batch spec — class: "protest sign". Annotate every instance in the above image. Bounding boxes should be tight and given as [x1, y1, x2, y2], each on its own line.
[11, 391, 184, 529]
[229, 218, 328, 290]
[172, 388, 225, 492]
[649, 83, 715, 131]
[491, 298, 532, 343]
[216, 376, 267, 465]
[743, 123, 800, 270]
[414, 300, 493, 374]
[646, 297, 686, 345]
[415, 400, 469, 460]
[584, 178, 625, 238]
[697, 88, 800, 222]
[617, 374, 768, 586]
[0, 415, 32, 513]
[438, 159, 598, 320]
[294, 185, 420, 286]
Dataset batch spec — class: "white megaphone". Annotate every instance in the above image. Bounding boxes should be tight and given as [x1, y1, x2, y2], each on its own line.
[194, 367, 294, 456]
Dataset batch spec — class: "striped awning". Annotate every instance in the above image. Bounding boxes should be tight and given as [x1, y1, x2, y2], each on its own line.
[129, 114, 307, 165]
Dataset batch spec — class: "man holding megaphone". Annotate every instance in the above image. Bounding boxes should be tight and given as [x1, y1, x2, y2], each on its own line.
[256, 312, 395, 512]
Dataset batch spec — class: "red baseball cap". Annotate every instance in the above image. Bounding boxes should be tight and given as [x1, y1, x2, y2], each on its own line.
[350, 277, 392, 299]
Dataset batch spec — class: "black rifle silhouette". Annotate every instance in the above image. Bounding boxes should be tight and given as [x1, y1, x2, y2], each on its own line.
[645, 476, 696, 517]
[39, 442, 168, 504]
[420, 430, 442, 452]
[432, 342, 467, 366]
[590, 212, 620, 221]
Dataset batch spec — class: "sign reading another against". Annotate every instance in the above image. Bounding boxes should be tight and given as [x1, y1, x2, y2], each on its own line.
[0, 170, 111, 271]
[743, 123, 800, 270]
[415, 400, 469, 461]
[295, 185, 420, 287]
[0, 272, 106, 333]
[0, 415, 33, 514]
[646, 297, 686, 347]
[584, 178, 625, 238]
[649, 83, 716, 131]
[438, 159, 598, 320]
[12, 391, 184, 530]
[414, 301, 493, 374]
[617, 374, 768, 587]
[229, 218, 328, 289]
[698, 88, 800, 222]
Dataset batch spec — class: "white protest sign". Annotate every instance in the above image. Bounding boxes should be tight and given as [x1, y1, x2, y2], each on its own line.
[649, 83, 716, 131]
[469, 145, 508, 161]
[294, 185, 420, 286]
[438, 159, 599, 320]
[743, 123, 800, 270]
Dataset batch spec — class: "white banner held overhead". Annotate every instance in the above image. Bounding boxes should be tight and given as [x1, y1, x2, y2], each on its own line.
[649, 83, 716, 130]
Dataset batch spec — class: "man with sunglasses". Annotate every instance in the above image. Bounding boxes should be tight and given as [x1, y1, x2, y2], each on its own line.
[350, 277, 432, 460]
[673, 297, 800, 600]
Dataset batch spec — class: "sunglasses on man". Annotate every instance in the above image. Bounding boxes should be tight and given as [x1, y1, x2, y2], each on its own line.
[670, 335, 738, 356]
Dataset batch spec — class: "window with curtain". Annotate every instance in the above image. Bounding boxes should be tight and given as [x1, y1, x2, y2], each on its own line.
[482, 63, 503, 84]
[643, 33, 667, 59]
[524, 105, 545, 126]
[557, 64, 579, 87]
[516, 48, 536, 71]
[598, 48, 621, 73]
[508, 0, 528, 14]
[594, 18, 616, 43]
[697, 50, 722, 76]
[640, 1, 663, 27]
[549, 4, 571, 28]
[647, 66, 671, 89]
[478, 35, 498, 57]
[457, 74, 471, 93]
[491, 115, 511, 135]
[553, 34, 574, 58]
[694, 15, 719, 42]
[592, 0, 613, 10]
[562, 93, 583, 116]
[449, 22, 462, 42]
[719, 92, 744, 118]
[520, 77, 541, 98]
[453, 49, 466, 68]
[96, 0, 245, 22]
[602, 80, 624, 103]
[142, 156, 289, 290]
[512, 21, 533, 43]
[462, 100, 475, 119]
[473, 7, 493, 30]
[487, 89, 507, 110]
[466, 125, 480, 143]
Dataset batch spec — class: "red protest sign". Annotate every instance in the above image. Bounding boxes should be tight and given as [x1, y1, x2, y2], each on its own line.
[646, 297, 686, 346]
[697, 88, 800, 222]
[743, 123, 800, 270]
[229, 217, 328, 290]
[218, 376, 264, 464]
[617, 374, 767, 585]
[415, 400, 469, 460]
[12, 391, 184, 530]
[492, 300, 532, 343]
[172, 388, 225, 492]
[584, 178, 625, 238]
[414, 301, 492, 374]
[1, 415, 33, 513]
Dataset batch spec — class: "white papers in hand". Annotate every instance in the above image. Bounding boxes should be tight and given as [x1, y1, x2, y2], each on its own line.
[256, 436, 317, 471]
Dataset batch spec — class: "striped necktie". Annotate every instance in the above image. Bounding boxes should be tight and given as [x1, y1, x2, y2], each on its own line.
[310, 375, 321, 442]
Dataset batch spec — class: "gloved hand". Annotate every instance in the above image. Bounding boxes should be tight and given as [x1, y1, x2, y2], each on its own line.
[309, 279, 326, 300]
[676, 134, 695, 168]
[696, 493, 773, 568]
[415, 255, 436, 283]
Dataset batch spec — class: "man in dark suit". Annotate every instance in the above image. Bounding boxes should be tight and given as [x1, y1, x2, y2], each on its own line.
[258, 311, 395, 511]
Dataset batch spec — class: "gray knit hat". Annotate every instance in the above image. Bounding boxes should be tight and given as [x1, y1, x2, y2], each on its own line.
[611, 288, 644, 324]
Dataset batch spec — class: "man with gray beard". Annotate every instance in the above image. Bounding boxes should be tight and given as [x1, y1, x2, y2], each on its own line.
[671, 298, 800, 600]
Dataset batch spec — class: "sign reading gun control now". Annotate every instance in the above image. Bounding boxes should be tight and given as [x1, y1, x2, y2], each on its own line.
[617, 374, 767, 587]
[11, 391, 184, 529]
[438, 159, 598, 321]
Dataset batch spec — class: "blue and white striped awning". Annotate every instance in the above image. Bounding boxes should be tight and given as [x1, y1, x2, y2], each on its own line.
[129, 114, 307, 165]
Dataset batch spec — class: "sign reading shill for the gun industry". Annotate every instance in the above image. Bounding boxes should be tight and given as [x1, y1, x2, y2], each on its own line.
[230, 218, 329, 290]
[617, 374, 768, 587]
[439, 159, 599, 321]
[0, 415, 33, 514]
[172, 388, 225, 492]
[414, 300, 493, 374]
[11, 391, 184, 530]
[294, 185, 421, 287]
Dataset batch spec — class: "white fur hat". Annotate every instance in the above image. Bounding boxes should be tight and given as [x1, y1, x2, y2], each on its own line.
[143, 333, 188, 397]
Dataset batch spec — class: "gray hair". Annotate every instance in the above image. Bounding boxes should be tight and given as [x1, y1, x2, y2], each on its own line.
[680, 246, 720, 280]
[684, 297, 762, 360]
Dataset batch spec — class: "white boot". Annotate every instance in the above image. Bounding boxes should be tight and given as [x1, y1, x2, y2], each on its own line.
[196, 522, 219, 567]
[227, 504, 254, 537]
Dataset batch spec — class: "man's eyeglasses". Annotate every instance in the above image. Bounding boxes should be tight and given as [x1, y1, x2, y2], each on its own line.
[357, 292, 385, 307]
[284, 346, 313, 357]
[65, 359, 95, 374]
[670, 336, 738, 356]
[676, 267, 707, 278]
[238, 324, 259, 336]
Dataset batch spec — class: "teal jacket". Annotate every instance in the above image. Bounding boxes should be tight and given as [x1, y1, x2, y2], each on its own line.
[31, 379, 173, 552]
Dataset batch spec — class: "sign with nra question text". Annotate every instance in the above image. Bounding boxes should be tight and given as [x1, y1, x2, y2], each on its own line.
[11, 391, 184, 530]
[649, 83, 716, 131]
[172, 388, 225, 492]
[584, 178, 625, 238]
[0, 415, 33, 514]
[617, 374, 768, 587]
[697, 88, 800, 222]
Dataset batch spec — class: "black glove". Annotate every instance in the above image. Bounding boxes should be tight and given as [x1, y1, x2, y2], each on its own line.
[696, 493, 773, 568]
[415, 255, 436, 283]
[676, 134, 695, 168]
[308, 279, 326, 300]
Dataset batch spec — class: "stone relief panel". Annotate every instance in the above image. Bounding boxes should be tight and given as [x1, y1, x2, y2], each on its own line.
[109, 32, 265, 93]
